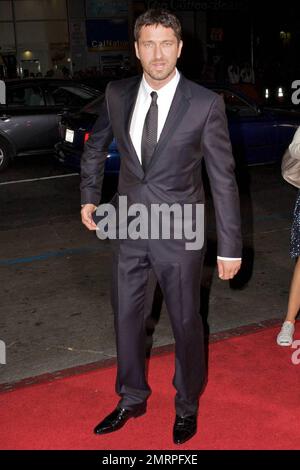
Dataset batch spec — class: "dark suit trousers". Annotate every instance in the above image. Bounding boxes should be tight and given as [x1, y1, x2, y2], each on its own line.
[110, 237, 206, 417]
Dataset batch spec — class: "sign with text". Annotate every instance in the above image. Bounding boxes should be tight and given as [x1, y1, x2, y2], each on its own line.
[147, 0, 244, 10]
[86, 19, 129, 52]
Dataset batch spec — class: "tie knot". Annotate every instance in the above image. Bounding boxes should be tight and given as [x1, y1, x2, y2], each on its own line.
[150, 91, 158, 104]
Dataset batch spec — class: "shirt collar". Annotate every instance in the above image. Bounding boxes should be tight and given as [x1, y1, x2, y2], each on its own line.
[141, 68, 180, 101]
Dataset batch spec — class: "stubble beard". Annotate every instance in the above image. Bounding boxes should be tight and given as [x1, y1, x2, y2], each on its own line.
[144, 61, 176, 83]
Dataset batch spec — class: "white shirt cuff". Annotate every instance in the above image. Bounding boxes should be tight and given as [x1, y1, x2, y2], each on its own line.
[217, 257, 242, 261]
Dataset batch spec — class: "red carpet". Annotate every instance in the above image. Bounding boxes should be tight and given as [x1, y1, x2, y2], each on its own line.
[1, 325, 300, 450]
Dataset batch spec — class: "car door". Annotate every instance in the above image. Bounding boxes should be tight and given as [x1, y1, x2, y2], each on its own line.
[217, 89, 277, 165]
[4, 83, 54, 153]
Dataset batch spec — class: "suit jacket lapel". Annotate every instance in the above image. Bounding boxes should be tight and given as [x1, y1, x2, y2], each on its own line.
[120, 74, 191, 177]
[121, 76, 144, 177]
[146, 75, 192, 173]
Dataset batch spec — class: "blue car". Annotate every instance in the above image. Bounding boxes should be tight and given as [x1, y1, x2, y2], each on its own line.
[55, 83, 300, 174]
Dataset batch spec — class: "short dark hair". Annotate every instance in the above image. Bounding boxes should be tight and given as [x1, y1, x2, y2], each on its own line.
[134, 9, 182, 43]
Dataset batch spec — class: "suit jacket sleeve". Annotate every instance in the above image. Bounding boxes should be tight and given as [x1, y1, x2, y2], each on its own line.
[202, 95, 242, 258]
[80, 83, 114, 205]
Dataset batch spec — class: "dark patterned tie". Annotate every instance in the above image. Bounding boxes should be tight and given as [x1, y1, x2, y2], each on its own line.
[141, 91, 158, 172]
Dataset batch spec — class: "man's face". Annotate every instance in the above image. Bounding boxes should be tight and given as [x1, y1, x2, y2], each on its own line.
[135, 24, 183, 84]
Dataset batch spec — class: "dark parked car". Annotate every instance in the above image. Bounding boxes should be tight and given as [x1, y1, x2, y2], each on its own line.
[55, 83, 300, 176]
[0, 78, 101, 171]
[55, 94, 120, 177]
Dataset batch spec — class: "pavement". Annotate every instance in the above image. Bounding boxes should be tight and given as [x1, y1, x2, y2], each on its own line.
[0, 155, 298, 385]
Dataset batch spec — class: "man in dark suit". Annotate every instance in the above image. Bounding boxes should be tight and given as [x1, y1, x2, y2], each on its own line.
[80, 9, 242, 445]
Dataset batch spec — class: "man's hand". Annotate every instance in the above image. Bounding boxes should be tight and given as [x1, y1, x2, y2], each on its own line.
[81, 203, 97, 231]
[217, 259, 241, 280]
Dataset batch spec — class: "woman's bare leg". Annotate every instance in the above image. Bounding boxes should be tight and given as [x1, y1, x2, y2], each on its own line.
[285, 257, 300, 322]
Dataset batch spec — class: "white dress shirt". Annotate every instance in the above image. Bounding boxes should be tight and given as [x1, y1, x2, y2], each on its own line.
[129, 68, 241, 263]
[130, 68, 180, 162]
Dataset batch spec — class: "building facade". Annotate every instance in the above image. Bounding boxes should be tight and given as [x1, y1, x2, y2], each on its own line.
[0, 0, 132, 77]
[0, 0, 254, 80]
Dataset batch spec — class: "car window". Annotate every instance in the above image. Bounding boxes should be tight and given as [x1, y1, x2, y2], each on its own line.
[6, 86, 45, 107]
[81, 94, 104, 114]
[44, 84, 99, 107]
[216, 90, 258, 117]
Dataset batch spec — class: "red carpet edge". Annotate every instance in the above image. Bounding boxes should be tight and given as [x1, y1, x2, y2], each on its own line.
[0, 318, 282, 394]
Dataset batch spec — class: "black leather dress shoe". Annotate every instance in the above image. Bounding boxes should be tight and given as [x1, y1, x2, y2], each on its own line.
[93, 405, 146, 435]
[173, 414, 197, 445]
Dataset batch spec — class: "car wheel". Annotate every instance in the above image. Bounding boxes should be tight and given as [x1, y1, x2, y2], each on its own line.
[0, 138, 12, 172]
